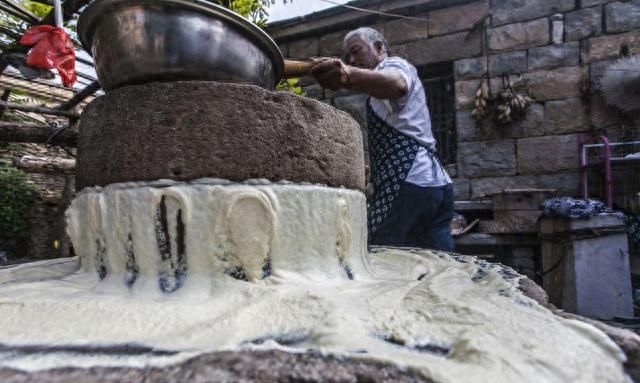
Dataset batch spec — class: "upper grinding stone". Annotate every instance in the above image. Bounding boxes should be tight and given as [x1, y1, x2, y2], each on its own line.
[77, 81, 366, 191]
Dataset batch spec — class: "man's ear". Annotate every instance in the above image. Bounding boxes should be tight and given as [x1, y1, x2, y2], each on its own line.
[374, 41, 384, 54]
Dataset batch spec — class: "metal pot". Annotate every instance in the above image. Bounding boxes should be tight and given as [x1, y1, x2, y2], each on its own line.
[78, 0, 287, 91]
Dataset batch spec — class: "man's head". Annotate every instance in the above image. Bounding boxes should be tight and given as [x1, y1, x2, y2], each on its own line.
[343, 27, 389, 69]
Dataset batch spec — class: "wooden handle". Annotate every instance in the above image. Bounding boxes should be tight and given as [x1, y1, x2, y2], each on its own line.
[283, 60, 314, 78]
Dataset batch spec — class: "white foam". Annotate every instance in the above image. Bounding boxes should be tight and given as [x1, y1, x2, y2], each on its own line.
[0, 181, 630, 382]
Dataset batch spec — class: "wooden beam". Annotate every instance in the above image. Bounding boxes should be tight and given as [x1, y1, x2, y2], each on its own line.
[454, 200, 493, 211]
[0, 100, 79, 118]
[13, 155, 75, 174]
[58, 80, 100, 110]
[76, 56, 94, 67]
[0, 26, 21, 40]
[0, 122, 77, 146]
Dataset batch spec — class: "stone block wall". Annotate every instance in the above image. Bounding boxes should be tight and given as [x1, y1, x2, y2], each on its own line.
[26, 173, 66, 259]
[0, 143, 73, 260]
[268, 0, 639, 200]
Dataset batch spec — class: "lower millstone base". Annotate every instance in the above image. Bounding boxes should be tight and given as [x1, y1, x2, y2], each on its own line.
[0, 350, 431, 383]
[0, 248, 633, 382]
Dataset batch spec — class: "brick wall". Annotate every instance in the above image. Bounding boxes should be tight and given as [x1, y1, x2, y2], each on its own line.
[268, 0, 640, 201]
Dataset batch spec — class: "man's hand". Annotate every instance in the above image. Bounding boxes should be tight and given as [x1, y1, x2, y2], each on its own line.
[309, 58, 351, 90]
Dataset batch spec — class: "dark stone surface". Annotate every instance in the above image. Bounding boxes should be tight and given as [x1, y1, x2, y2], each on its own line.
[518, 276, 549, 306]
[455, 110, 478, 142]
[528, 43, 580, 71]
[454, 79, 482, 110]
[491, 0, 574, 26]
[333, 94, 368, 128]
[488, 50, 528, 75]
[384, 16, 429, 45]
[470, 172, 580, 198]
[0, 350, 432, 383]
[287, 38, 320, 59]
[582, 0, 614, 6]
[487, 18, 550, 52]
[453, 177, 471, 200]
[524, 66, 584, 101]
[456, 104, 545, 142]
[454, 57, 487, 81]
[516, 134, 580, 175]
[565, 7, 602, 41]
[544, 98, 588, 135]
[457, 140, 516, 178]
[581, 29, 640, 63]
[590, 59, 616, 88]
[605, 0, 640, 33]
[320, 30, 347, 57]
[428, 1, 489, 36]
[508, 104, 546, 138]
[77, 81, 365, 191]
[400, 31, 482, 66]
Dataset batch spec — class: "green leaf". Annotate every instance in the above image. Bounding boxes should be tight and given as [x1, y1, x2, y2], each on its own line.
[0, 163, 35, 258]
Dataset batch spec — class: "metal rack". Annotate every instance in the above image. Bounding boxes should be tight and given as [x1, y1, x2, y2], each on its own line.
[580, 134, 640, 210]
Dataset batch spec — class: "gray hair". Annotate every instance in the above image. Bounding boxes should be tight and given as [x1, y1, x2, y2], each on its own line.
[344, 27, 389, 54]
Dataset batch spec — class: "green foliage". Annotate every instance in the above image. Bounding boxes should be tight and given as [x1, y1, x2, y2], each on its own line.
[24, 1, 52, 17]
[214, 0, 304, 96]
[0, 162, 36, 257]
[276, 78, 304, 96]
[0, 0, 52, 47]
[209, 0, 269, 26]
[231, 0, 270, 27]
[212, 0, 293, 27]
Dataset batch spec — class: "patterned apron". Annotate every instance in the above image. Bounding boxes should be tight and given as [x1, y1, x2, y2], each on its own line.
[367, 99, 427, 236]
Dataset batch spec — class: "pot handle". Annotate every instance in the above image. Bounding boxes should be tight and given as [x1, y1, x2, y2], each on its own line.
[283, 60, 314, 78]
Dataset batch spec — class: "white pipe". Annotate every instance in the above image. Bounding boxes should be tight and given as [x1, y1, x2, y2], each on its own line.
[53, 0, 63, 28]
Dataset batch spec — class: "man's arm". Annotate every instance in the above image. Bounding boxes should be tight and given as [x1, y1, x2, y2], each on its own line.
[310, 58, 408, 100]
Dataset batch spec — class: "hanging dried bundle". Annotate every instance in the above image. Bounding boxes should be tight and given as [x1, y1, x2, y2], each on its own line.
[472, 75, 533, 125]
[471, 81, 489, 120]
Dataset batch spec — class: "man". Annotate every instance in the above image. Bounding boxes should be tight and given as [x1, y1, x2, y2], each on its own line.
[310, 27, 454, 251]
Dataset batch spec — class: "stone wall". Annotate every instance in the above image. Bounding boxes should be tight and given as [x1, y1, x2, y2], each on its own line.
[0, 143, 74, 260]
[268, 0, 640, 201]
[25, 173, 72, 260]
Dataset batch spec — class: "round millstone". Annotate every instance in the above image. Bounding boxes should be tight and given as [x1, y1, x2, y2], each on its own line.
[0, 350, 431, 382]
[76, 81, 365, 191]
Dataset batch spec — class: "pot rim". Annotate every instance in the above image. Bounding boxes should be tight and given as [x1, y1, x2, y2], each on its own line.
[77, 0, 285, 86]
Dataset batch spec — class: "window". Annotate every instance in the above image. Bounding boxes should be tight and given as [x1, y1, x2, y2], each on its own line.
[420, 63, 456, 165]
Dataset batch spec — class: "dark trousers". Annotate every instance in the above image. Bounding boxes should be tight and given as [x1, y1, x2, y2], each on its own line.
[369, 182, 455, 252]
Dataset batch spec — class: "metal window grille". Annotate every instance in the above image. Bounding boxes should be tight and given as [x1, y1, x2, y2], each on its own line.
[420, 65, 456, 165]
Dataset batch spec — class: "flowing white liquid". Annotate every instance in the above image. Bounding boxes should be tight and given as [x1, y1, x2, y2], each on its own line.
[0, 180, 630, 382]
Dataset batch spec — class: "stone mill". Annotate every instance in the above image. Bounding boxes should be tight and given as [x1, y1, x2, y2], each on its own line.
[0, 1, 636, 382]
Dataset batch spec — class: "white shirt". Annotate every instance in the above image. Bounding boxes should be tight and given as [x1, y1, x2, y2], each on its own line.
[369, 57, 452, 187]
